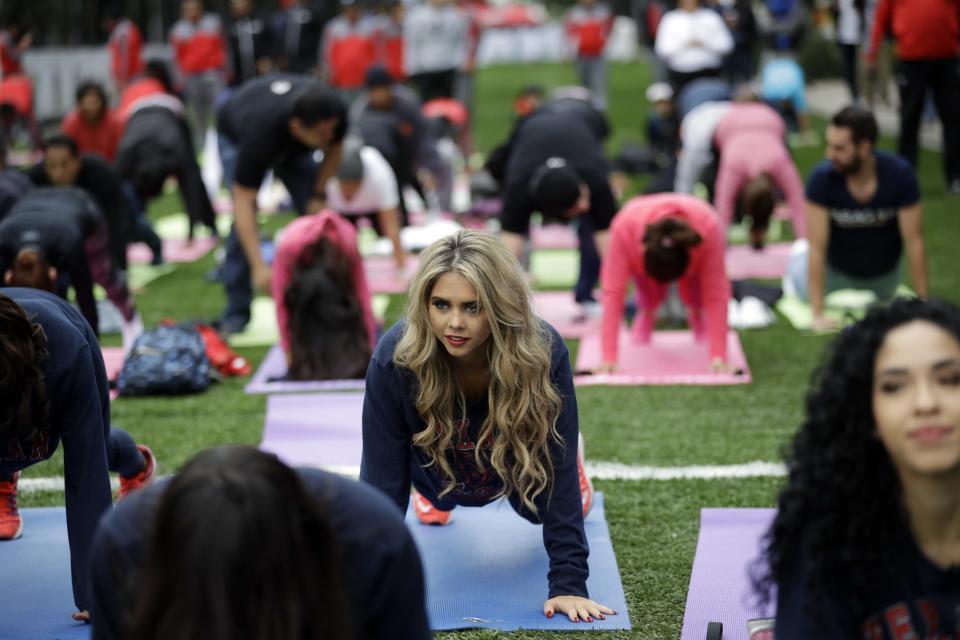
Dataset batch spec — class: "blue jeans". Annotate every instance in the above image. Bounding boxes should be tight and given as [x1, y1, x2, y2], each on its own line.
[218, 132, 321, 327]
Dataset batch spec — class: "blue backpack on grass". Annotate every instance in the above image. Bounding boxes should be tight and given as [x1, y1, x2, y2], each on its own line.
[118, 325, 213, 396]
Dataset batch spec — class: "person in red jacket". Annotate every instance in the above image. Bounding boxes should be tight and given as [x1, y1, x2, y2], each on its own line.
[564, 0, 614, 109]
[866, 0, 960, 194]
[0, 22, 30, 78]
[322, 0, 377, 102]
[598, 193, 732, 373]
[102, 9, 144, 91]
[168, 0, 228, 151]
[373, 1, 405, 82]
[60, 82, 122, 163]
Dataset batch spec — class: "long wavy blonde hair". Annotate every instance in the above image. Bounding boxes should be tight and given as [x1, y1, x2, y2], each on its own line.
[395, 230, 564, 514]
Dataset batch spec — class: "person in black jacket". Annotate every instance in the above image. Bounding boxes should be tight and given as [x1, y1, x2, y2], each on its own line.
[226, 0, 275, 87]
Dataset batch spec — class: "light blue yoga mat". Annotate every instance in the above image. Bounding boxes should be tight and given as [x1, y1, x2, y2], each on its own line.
[0, 508, 90, 639]
[406, 492, 631, 631]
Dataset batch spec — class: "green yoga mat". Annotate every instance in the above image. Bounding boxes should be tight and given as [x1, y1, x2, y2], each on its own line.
[777, 285, 915, 331]
[93, 264, 177, 300]
[228, 294, 392, 348]
[154, 212, 233, 242]
[530, 249, 579, 289]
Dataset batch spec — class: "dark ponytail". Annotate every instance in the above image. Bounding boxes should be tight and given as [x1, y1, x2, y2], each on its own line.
[0, 292, 50, 440]
[8, 247, 54, 292]
[284, 237, 371, 380]
[642, 217, 702, 282]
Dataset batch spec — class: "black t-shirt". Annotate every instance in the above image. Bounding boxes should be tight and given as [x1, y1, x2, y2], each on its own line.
[89, 468, 430, 640]
[805, 152, 920, 278]
[775, 532, 960, 639]
[217, 74, 347, 189]
[500, 109, 616, 235]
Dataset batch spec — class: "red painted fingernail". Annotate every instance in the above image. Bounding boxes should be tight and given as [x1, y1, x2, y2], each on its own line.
[546, 611, 553, 619]
[573, 618, 580, 623]
[599, 615, 606, 620]
[585, 617, 593, 622]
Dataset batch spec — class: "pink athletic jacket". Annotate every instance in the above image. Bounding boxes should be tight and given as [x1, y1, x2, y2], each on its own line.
[712, 103, 806, 238]
[271, 211, 377, 353]
[600, 194, 731, 363]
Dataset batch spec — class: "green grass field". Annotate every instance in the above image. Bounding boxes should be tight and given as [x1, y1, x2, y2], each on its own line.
[18, 61, 960, 639]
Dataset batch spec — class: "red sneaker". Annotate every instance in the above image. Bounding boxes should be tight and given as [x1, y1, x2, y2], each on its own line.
[0, 472, 22, 540]
[118, 445, 156, 501]
[577, 433, 594, 517]
[411, 488, 453, 526]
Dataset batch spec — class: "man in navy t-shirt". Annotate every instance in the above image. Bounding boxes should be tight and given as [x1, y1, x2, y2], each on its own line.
[791, 106, 928, 331]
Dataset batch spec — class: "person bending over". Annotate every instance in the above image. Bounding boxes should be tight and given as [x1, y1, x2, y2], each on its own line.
[361, 229, 615, 623]
[788, 106, 928, 331]
[0, 289, 155, 621]
[216, 74, 346, 334]
[712, 101, 806, 248]
[60, 82, 122, 163]
[326, 141, 405, 270]
[0, 187, 141, 342]
[599, 194, 731, 373]
[90, 446, 429, 640]
[755, 297, 960, 637]
[271, 210, 377, 380]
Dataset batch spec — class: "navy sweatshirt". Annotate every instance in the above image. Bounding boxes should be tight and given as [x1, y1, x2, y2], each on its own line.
[775, 532, 960, 638]
[0, 288, 113, 613]
[89, 468, 430, 640]
[360, 320, 590, 599]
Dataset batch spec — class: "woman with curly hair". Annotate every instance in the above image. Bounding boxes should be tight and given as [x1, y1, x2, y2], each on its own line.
[756, 297, 960, 637]
[0, 288, 154, 622]
[360, 229, 615, 623]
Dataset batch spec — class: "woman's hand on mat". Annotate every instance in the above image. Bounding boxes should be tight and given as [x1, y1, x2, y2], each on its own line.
[72, 610, 90, 622]
[252, 262, 272, 293]
[811, 314, 838, 332]
[595, 362, 617, 375]
[543, 595, 615, 623]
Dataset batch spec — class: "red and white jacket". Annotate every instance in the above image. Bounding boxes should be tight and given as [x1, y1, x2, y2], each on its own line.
[169, 13, 227, 76]
[323, 15, 377, 89]
[565, 2, 614, 58]
[108, 19, 145, 88]
[371, 15, 405, 81]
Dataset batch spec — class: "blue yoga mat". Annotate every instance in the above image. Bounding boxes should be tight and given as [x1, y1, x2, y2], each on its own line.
[405, 492, 631, 631]
[0, 508, 91, 639]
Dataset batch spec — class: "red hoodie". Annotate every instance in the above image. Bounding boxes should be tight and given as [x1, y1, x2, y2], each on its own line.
[867, 0, 960, 62]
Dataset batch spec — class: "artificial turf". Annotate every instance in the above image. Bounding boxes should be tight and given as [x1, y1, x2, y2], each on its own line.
[16, 60, 960, 639]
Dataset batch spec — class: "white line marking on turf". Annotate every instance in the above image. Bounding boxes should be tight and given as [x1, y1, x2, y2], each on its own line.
[18, 461, 786, 495]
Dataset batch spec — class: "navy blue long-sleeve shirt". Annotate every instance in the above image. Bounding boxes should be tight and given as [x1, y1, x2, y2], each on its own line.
[360, 320, 590, 599]
[775, 532, 960, 638]
[89, 468, 430, 640]
[0, 288, 113, 613]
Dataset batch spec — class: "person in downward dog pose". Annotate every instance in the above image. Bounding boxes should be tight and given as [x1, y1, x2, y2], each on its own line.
[361, 229, 616, 623]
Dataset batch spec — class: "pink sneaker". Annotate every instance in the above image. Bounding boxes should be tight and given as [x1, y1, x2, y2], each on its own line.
[0, 472, 23, 540]
[117, 445, 156, 501]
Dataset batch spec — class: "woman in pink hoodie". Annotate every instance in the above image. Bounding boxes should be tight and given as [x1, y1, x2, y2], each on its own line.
[271, 210, 378, 380]
[599, 193, 732, 372]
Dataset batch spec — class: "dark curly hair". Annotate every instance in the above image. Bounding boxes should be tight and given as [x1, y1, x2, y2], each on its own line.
[753, 297, 960, 629]
[0, 291, 50, 440]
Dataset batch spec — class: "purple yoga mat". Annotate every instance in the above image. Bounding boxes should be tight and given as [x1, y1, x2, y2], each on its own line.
[259, 392, 364, 469]
[245, 345, 366, 394]
[574, 329, 752, 386]
[681, 508, 776, 640]
[725, 243, 791, 281]
[532, 292, 599, 338]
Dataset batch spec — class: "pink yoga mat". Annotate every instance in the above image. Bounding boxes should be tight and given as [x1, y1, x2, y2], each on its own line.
[101, 346, 125, 401]
[259, 393, 364, 470]
[573, 329, 752, 386]
[725, 243, 791, 281]
[127, 237, 218, 265]
[363, 254, 419, 294]
[680, 508, 775, 640]
[531, 224, 577, 250]
[532, 291, 599, 338]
